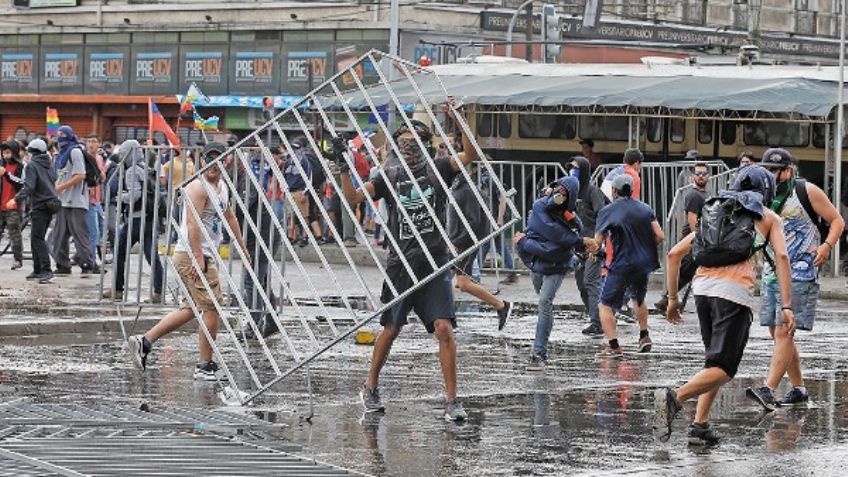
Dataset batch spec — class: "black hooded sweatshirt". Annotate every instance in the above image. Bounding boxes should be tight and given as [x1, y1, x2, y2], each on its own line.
[15, 152, 58, 211]
[572, 155, 608, 238]
[0, 141, 25, 207]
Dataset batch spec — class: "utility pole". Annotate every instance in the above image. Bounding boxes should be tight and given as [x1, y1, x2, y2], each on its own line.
[525, 1, 534, 62]
[834, 0, 845, 277]
[506, 0, 535, 59]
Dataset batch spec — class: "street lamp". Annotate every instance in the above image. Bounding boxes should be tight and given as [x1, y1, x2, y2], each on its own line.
[506, 0, 535, 58]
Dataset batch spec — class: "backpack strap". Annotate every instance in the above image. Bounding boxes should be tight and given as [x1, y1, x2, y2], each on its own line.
[794, 178, 829, 239]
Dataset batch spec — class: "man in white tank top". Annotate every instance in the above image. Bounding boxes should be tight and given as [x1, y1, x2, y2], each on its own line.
[126, 142, 250, 381]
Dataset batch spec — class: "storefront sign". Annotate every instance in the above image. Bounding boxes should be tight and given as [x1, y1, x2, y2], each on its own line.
[234, 51, 274, 84]
[184, 51, 223, 83]
[43, 52, 79, 84]
[1, 52, 34, 85]
[286, 51, 327, 84]
[89, 52, 123, 84]
[135, 52, 173, 83]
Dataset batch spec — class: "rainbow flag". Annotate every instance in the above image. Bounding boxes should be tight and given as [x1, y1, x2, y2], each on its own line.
[180, 82, 207, 114]
[193, 111, 219, 131]
[46, 107, 60, 136]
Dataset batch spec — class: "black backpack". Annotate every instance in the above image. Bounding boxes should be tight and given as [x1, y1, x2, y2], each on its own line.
[124, 165, 167, 219]
[792, 179, 830, 241]
[693, 195, 760, 267]
[306, 151, 326, 189]
[79, 147, 102, 188]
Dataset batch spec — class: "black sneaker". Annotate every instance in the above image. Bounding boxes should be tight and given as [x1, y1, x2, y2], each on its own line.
[654, 296, 668, 314]
[746, 386, 778, 412]
[361, 386, 385, 413]
[54, 267, 72, 276]
[687, 422, 721, 446]
[526, 355, 547, 372]
[127, 335, 150, 370]
[25, 272, 40, 281]
[81, 266, 101, 276]
[499, 273, 518, 285]
[193, 361, 220, 381]
[298, 238, 309, 248]
[581, 323, 604, 336]
[653, 387, 682, 441]
[778, 387, 809, 407]
[11, 260, 22, 270]
[37, 272, 55, 284]
[497, 301, 513, 331]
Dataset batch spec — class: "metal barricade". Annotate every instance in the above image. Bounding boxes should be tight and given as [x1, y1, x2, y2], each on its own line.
[165, 50, 518, 406]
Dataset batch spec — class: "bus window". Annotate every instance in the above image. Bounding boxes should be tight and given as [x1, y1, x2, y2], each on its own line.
[720, 122, 736, 145]
[646, 118, 661, 143]
[744, 122, 809, 147]
[697, 120, 713, 144]
[518, 114, 575, 139]
[477, 113, 493, 137]
[670, 118, 685, 143]
[579, 116, 628, 141]
[498, 114, 512, 138]
[812, 123, 848, 148]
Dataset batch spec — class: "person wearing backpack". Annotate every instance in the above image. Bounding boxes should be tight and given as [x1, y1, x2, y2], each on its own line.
[284, 137, 314, 246]
[51, 125, 96, 275]
[745, 148, 844, 410]
[84, 135, 107, 267]
[656, 165, 795, 446]
[103, 139, 164, 302]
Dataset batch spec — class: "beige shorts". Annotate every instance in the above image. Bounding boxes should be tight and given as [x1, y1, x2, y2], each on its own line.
[173, 251, 223, 312]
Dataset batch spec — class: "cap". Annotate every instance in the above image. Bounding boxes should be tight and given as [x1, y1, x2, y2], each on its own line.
[732, 165, 776, 206]
[203, 142, 227, 156]
[290, 136, 307, 149]
[26, 138, 48, 154]
[579, 138, 594, 148]
[760, 148, 794, 168]
[612, 173, 634, 196]
[684, 149, 701, 160]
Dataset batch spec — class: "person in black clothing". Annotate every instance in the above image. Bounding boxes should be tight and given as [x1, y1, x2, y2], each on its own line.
[12, 139, 60, 284]
[569, 155, 609, 337]
[656, 162, 710, 314]
[340, 114, 477, 422]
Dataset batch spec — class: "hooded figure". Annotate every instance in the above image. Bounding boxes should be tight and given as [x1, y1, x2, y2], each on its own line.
[14, 139, 57, 211]
[55, 125, 84, 171]
[118, 139, 155, 219]
[571, 155, 608, 238]
[1, 140, 25, 211]
[516, 176, 584, 276]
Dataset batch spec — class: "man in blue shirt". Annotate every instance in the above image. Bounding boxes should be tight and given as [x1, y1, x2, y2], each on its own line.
[594, 174, 664, 356]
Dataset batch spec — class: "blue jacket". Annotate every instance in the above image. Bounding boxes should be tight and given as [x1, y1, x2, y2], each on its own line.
[516, 176, 583, 275]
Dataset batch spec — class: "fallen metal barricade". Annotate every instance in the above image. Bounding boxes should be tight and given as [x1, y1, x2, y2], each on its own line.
[166, 50, 518, 406]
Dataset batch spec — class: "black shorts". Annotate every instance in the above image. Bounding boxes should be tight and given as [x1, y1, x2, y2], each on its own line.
[454, 253, 476, 277]
[695, 295, 753, 378]
[381, 254, 456, 333]
[307, 193, 320, 223]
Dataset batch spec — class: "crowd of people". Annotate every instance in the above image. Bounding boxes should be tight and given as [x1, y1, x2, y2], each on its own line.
[2, 117, 847, 443]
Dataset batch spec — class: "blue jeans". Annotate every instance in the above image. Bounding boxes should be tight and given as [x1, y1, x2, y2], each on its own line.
[760, 279, 819, 331]
[531, 272, 566, 359]
[85, 203, 103, 264]
[575, 256, 602, 327]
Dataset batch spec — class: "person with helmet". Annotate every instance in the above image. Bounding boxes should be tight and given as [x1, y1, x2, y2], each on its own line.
[656, 165, 795, 446]
[0, 139, 26, 270]
[11, 139, 60, 283]
[746, 148, 844, 410]
[127, 141, 249, 381]
[339, 113, 476, 422]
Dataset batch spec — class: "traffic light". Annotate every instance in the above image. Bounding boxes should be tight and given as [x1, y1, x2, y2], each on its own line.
[262, 96, 274, 121]
[541, 4, 561, 63]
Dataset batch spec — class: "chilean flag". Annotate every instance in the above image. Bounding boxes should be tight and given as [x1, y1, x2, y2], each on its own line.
[148, 98, 181, 147]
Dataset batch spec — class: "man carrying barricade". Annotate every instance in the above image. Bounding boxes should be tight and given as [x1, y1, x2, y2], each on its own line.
[339, 113, 477, 422]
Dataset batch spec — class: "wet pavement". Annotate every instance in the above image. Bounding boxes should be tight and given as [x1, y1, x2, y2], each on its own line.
[1, 293, 848, 476]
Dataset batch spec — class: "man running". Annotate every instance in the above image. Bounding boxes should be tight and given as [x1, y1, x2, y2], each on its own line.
[594, 174, 663, 356]
[340, 116, 475, 422]
[746, 148, 843, 410]
[656, 162, 710, 314]
[655, 165, 794, 445]
[127, 142, 249, 380]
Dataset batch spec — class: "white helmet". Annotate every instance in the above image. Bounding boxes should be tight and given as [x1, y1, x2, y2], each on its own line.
[26, 138, 48, 154]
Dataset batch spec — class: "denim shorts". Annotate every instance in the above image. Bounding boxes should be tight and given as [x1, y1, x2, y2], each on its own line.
[599, 269, 649, 310]
[760, 280, 819, 331]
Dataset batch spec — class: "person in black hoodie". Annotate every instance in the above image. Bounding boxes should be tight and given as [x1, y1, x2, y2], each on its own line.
[569, 156, 609, 337]
[447, 162, 513, 331]
[0, 140, 26, 270]
[12, 139, 60, 283]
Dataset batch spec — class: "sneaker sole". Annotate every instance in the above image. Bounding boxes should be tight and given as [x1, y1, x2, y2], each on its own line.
[687, 437, 719, 446]
[444, 413, 467, 422]
[193, 372, 218, 382]
[637, 343, 653, 353]
[127, 337, 144, 370]
[653, 388, 673, 441]
[360, 392, 385, 413]
[745, 388, 776, 412]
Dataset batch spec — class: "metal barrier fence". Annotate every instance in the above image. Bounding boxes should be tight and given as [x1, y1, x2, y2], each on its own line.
[119, 50, 520, 406]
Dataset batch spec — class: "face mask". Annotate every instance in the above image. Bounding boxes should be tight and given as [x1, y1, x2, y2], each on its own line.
[775, 179, 790, 196]
[552, 190, 568, 206]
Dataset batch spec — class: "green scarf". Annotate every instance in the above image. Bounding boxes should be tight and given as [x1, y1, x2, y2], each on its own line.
[770, 173, 795, 213]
